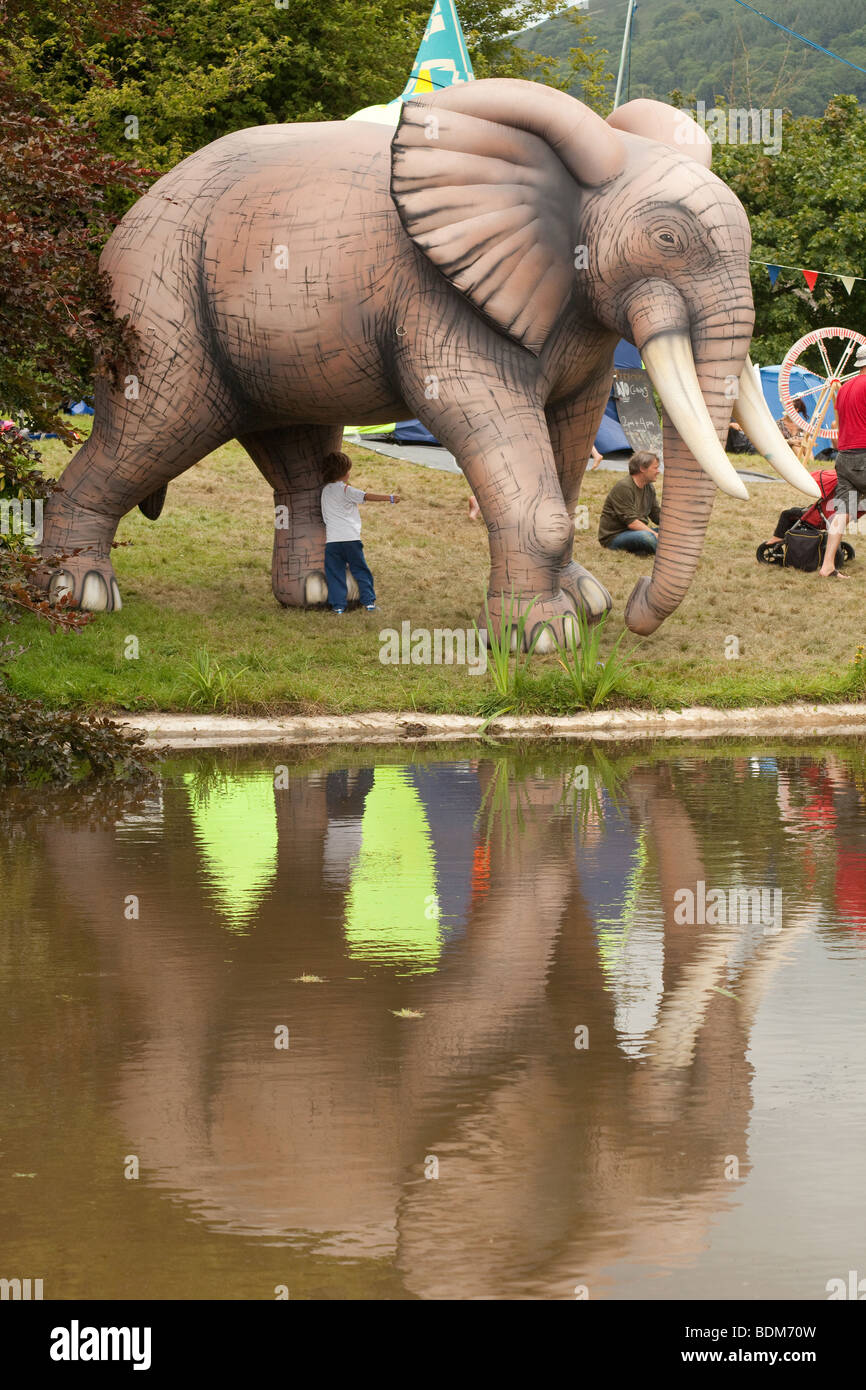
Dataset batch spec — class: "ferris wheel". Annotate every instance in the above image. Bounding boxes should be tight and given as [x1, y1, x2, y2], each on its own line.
[777, 326, 866, 456]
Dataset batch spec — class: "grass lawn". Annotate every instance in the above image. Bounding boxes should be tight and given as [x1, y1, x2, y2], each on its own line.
[7, 427, 866, 715]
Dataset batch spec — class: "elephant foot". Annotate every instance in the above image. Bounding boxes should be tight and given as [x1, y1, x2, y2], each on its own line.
[37, 491, 121, 612]
[38, 553, 122, 613]
[273, 566, 359, 608]
[274, 568, 328, 607]
[479, 589, 581, 655]
[559, 561, 612, 625]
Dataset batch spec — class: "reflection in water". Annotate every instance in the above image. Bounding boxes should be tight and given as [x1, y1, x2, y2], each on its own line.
[343, 766, 438, 967]
[185, 771, 278, 931]
[1, 743, 866, 1299]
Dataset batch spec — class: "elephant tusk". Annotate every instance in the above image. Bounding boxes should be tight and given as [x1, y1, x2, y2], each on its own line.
[735, 358, 821, 498]
[640, 333, 750, 500]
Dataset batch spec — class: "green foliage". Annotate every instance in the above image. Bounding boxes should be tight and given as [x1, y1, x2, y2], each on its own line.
[468, 2, 613, 110]
[475, 590, 549, 719]
[0, 1, 149, 462]
[475, 598, 643, 719]
[522, 0, 866, 117]
[710, 94, 866, 364]
[0, 443, 95, 631]
[0, 683, 152, 784]
[551, 608, 640, 709]
[11, 2, 610, 177]
[0, 368, 140, 785]
[180, 648, 250, 711]
[845, 644, 866, 698]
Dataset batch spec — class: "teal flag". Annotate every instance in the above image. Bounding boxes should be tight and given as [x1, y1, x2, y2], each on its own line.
[399, 0, 475, 100]
[349, 1, 474, 129]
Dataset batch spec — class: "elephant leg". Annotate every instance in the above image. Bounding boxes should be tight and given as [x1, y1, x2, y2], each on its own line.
[546, 385, 613, 626]
[239, 423, 345, 607]
[39, 351, 239, 612]
[404, 388, 582, 650]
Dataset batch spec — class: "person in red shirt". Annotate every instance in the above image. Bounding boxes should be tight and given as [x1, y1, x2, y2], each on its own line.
[820, 343, 866, 576]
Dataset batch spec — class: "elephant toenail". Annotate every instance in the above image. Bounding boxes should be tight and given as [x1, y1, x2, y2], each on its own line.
[304, 572, 328, 605]
[49, 571, 74, 601]
[81, 571, 109, 612]
[531, 623, 556, 654]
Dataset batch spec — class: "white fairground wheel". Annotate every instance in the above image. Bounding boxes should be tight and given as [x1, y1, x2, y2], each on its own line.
[778, 326, 866, 445]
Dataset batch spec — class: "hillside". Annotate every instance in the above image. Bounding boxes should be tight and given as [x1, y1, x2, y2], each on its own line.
[521, 0, 866, 116]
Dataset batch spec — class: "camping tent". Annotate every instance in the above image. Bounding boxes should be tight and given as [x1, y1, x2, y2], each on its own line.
[356, 340, 657, 454]
[596, 340, 643, 454]
[758, 365, 834, 459]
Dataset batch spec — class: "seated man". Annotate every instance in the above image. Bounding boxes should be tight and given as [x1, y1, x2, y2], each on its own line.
[597, 451, 660, 554]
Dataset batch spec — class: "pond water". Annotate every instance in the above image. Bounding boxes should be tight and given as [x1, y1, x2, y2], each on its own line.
[1, 741, 865, 1301]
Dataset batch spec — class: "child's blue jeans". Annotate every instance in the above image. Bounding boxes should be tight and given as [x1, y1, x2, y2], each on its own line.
[324, 540, 376, 609]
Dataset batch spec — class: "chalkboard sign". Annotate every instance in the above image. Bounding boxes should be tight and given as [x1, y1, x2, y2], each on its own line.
[612, 368, 663, 460]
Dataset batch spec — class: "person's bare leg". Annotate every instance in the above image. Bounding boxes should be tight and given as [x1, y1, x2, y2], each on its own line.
[820, 511, 847, 576]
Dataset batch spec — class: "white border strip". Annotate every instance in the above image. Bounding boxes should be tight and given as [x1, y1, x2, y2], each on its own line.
[116, 704, 866, 748]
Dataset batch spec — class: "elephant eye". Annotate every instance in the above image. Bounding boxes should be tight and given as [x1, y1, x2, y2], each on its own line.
[657, 230, 683, 251]
[652, 226, 687, 255]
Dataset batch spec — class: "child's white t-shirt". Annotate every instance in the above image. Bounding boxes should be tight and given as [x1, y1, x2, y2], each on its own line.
[321, 482, 365, 542]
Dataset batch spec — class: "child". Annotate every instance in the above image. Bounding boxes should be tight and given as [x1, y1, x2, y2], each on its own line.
[320, 452, 400, 613]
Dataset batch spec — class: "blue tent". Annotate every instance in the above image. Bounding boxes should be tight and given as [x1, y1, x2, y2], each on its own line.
[595, 339, 646, 454]
[392, 419, 439, 444]
[383, 341, 645, 453]
[759, 366, 834, 459]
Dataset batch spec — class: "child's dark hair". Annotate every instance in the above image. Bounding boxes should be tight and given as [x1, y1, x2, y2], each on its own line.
[322, 451, 352, 485]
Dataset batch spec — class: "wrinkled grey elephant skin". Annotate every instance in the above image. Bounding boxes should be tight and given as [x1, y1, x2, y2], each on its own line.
[39, 80, 816, 643]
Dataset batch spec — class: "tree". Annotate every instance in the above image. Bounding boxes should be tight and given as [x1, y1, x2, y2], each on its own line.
[11, 3, 611, 174]
[709, 95, 866, 364]
[0, 0, 152, 779]
[1, 1, 150, 622]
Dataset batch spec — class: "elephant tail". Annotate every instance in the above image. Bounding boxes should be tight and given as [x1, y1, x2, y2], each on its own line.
[139, 484, 168, 521]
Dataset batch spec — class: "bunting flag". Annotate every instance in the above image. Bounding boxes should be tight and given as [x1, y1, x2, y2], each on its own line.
[754, 260, 864, 292]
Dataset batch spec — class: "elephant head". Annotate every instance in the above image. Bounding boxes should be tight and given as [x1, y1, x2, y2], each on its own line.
[392, 81, 818, 635]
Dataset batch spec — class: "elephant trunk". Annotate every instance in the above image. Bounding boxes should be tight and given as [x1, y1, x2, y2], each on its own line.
[625, 328, 749, 636]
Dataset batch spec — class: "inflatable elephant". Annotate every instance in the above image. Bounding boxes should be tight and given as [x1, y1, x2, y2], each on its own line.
[40, 79, 818, 641]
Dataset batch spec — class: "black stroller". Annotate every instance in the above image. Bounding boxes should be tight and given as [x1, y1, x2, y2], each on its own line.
[756, 469, 856, 571]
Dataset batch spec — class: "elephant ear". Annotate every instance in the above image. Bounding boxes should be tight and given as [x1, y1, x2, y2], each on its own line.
[391, 100, 578, 356]
[607, 98, 713, 168]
